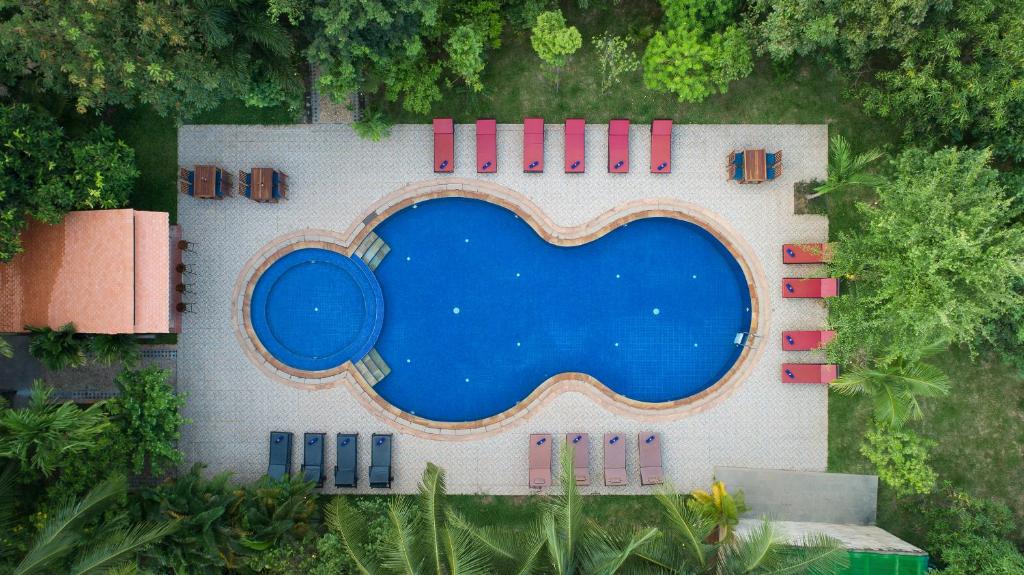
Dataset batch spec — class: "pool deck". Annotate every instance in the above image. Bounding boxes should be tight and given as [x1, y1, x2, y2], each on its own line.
[178, 123, 829, 494]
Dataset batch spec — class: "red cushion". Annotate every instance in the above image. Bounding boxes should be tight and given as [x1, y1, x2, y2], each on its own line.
[564, 119, 585, 173]
[783, 243, 833, 264]
[476, 119, 496, 173]
[608, 119, 630, 173]
[650, 120, 672, 173]
[781, 363, 838, 384]
[524, 118, 544, 172]
[782, 330, 837, 351]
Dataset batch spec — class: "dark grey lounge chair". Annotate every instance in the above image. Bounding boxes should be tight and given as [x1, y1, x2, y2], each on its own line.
[267, 431, 293, 480]
[334, 433, 358, 488]
[302, 433, 326, 488]
[369, 433, 393, 489]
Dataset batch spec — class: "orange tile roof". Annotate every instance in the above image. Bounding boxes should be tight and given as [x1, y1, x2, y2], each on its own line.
[0, 210, 170, 334]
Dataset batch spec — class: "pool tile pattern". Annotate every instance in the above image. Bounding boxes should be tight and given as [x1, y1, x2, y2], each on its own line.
[178, 123, 829, 494]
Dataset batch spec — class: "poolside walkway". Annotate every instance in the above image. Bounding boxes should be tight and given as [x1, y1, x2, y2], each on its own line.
[178, 123, 829, 494]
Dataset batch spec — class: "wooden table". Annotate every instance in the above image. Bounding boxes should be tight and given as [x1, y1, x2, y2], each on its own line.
[250, 168, 276, 202]
[194, 165, 219, 198]
[743, 149, 767, 183]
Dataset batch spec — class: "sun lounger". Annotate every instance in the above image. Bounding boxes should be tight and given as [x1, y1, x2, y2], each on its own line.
[267, 431, 293, 480]
[603, 433, 627, 486]
[301, 432, 325, 487]
[564, 118, 585, 173]
[782, 278, 839, 298]
[782, 363, 839, 384]
[608, 119, 630, 173]
[638, 432, 664, 486]
[434, 118, 454, 173]
[783, 243, 832, 264]
[369, 433, 393, 488]
[650, 120, 672, 173]
[529, 434, 552, 489]
[566, 433, 590, 486]
[334, 433, 358, 488]
[476, 119, 497, 173]
[524, 118, 544, 172]
[782, 330, 837, 351]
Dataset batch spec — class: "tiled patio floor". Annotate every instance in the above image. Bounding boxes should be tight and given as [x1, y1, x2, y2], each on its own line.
[177, 123, 829, 494]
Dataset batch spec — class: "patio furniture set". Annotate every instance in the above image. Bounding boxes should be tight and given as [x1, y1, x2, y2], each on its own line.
[529, 432, 663, 489]
[267, 431, 393, 489]
[729, 149, 782, 183]
[180, 165, 288, 202]
[779, 243, 839, 384]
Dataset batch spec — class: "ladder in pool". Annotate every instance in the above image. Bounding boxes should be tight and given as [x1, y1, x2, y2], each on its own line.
[354, 348, 391, 386]
[354, 231, 390, 271]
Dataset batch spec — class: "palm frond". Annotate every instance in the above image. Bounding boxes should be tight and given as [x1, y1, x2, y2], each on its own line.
[584, 527, 661, 575]
[508, 527, 547, 575]
[763, 533, 849, 575]
[722, 519, 781, 573]
[828, 369, 873, 396]
[0, 335, 12, 358]
[541, 445, 584, 571]
[323, 497, 380, 575]
[418, 462, 446, 574]
[653, 489, 713, 568]
[0, 462, 16, 534]
[67, 521, 178, 575]
[446, 510, 521, 561]
[441, 513, 493, 575]
[380, 497, 420, 575]
[890, 362, 950, 398]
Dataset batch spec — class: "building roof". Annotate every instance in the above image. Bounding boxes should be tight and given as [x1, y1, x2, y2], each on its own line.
[0, 210, 170, 334]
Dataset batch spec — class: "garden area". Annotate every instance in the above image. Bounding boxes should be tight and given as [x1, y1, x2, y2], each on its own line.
[2, 0, 1024, 572]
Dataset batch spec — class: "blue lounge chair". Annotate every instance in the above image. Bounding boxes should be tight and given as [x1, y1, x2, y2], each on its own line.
[267, 431, 293, 480]
[302, 433, 326, 487]
[215, 169, 223, 198]
[334, 433, 358, 488]
[369, 434, 393, 489]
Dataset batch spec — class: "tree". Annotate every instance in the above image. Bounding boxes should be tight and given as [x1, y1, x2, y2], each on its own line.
[923, 484, 1024, 575]
[860, 421, 937, 497]
[107, 367, 188, 474]
[0, 0, 302, 117]
[828, 147, 1024, 363]
[643, 0, 752, 103]
[591, 33, 640, 92]
[688, 480, 748, 543]
[807, 134, 885, 199]
[0, 381, 110, 478]
[4, 475, 176, 575]
[831, 350, 951, 428]
[530, 10, 582, 87]
[446, 25, 487, 92]
[26, 323, 87, 371]
[325, 462, 506, 575]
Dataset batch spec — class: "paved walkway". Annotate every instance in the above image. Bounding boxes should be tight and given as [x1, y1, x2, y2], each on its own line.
[177, 123, 829, 494]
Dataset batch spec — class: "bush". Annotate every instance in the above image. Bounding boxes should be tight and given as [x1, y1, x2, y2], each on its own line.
[89, 334, 140, 367]
[26, 323, 87, 371]
[859, 421, 936, 497]
[531, 10, 583, 70]
[923, 485, 1024, 574]
[352, 109, 393, 142]
[108, 366, 188, 474]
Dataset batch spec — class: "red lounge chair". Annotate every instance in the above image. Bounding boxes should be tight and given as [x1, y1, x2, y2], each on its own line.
[608, 119, 630, 173]
[650, 120, 672, 173]
[638, 432, 664, 485]
[524, 118, 544, 172]
[782, 278, 839, 298]
[603, 433, 627, 486]
[476, 119, 496, 173]
[566, 433, 590, 486]
[529, 434, 552, 488]
[782, 330, 837, 351]
[564, 119, 585, 173]
[783, 243, 833, 264]
[782, 363, 839, 384]
[433, 118, 454, 173]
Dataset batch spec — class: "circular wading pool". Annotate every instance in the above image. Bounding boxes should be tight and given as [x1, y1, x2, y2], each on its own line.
[249, 248, 383, 371]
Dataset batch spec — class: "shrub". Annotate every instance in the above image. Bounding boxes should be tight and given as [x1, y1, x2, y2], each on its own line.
[859, 421, 936, 497]
[352, 109, 393, 142]
[923, 485, 1024, 574]
[89, 334, 140, 367]
[108, 366, 188, 474]
[26, 323, 87, 371]
[591, 33, 640, 92]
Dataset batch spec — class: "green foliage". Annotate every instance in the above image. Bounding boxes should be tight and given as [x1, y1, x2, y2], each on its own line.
[828, 148, 1024, 364]
[643, 0, 752, 103]
[89, 335, 140, 368]
[0, 336, 12, 359]
[923, 485, 1024, 574]
[859, 421, 937, 497]
[688, 480, 748, 543]
[591, 33, 640, 92]
[0, 105, 137, 261]
[446, 26, 487, 92]
[831, 349, 951, 428]
[47, 424, 131, 504]
[0, 0, 302, 118]
[0, 381, 109, 478]
[504, 0, 555, 31]
[267, 0, 310, 25]
[530, 10, 583, 69]
[808, 134, 885, 199]
[353, 109, 393, 142]
[27, 324, 86, 371]
[107, 367, 187, 474]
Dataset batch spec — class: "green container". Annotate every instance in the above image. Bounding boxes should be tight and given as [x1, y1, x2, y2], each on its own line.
[840, 551, 929, 575]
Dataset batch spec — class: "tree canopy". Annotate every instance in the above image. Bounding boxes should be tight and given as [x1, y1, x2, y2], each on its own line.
[828, 147, 1024, 364]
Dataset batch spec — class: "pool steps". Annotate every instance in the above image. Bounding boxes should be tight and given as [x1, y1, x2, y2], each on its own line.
[354, 232, 391, 271]
[354, 348, 391, 386]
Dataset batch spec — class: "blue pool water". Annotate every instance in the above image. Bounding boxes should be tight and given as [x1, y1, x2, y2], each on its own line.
[371, 198, 752, 422]
[250, 248, 383, 371]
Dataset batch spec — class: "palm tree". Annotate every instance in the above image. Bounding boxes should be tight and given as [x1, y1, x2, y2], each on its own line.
[26, 323, 87, 370]
[0, 335, 12, 359]
[806, 134, 885, 199]
[4, 474, 177, 575]
[0, 380, 110, 477]
[89, 334, 140, 367]
[510, 446, 660, 575]
[831, 355, 951, 428]
[635, 488, 849, 574]
[325, 462, 509, 575]
[689, 480, 748, 544]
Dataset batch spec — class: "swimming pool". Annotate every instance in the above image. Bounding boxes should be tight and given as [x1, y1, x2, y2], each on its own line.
[247, 197, 753, 422]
